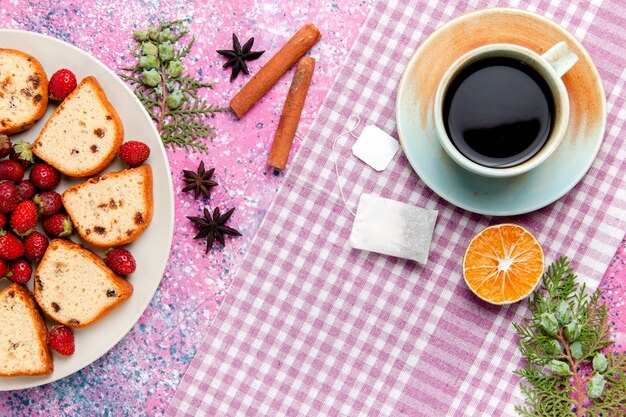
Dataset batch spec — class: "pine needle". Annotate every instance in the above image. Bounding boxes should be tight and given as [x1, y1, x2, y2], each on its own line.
[513, 256, 626, 416]
[119, 19, 228, 152]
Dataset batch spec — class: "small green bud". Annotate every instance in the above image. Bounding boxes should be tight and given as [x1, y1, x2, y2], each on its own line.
[154, 86, 163, 97]
[545, 339, 562, 355]
[166, 90, 184, 109]
[148, 24, 159, 40]
[142, 69, 161, 87]
[569, 341, 583, 359]
[593, 353, 608, 373]
[158, 28, 171, 43]
[555, 301, 572, 325]
[540, 312, 559, 336]
[565, 320, 582, 342]
[158, 42, 175, 62]
[167, 60, 184, 77]
[133, 30, 149, 41]
[142, 42, 158, 57]
[139, 55, 159, 70]
[549, 360, 570, 377]
[586, 373, 606, 399]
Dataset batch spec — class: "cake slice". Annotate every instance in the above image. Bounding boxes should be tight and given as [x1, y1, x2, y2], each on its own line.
[0, 283, 53, 376]
[0, 49, 48, 135]
[62, 165, 153, 247]
[32, 76, 123, 177]
[33, 239, 134, 328]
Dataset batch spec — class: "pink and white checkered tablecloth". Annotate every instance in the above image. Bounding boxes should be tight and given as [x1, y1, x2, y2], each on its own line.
[168, 0, 626, 415]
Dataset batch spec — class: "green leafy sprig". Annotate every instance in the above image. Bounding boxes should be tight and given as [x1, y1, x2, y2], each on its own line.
[513, 257, 626, 417]
[120, 19, 228, 152]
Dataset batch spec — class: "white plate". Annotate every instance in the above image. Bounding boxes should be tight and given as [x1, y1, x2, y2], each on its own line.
[0, 30, 174, 390]
[396, 8, 606, 216]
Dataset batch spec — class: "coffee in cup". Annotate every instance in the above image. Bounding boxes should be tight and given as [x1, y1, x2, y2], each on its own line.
[434, 41, 578, 178]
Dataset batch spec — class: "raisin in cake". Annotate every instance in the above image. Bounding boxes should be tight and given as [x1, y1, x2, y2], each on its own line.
[0, 49, 48, 135]
[0, 283, 53, 376]
[62, 165, 153, 247]
[34, 239, 134, 328]
[32, 76, 123, 177]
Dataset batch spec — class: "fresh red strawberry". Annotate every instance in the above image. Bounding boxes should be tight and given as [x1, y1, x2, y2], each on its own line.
[0, 134, 11, 159]
[119, 141, 150, 167]
[43, 213, 73, 238]
[9, 141, 35, 168]
[0, 181, 20, 214]
[6, 258, 32, 284]
[48, 325, 75, 355]
[0, 160, 25, 182]
[23, 231, 49, 261]
[48, 69, 77, 101]
[29, 163, 61, 191]
[0, 259, 7, 278]
[10, 200, 38, 237]
[0, 231, 24, 260]
[105, 247, 136, 275]
[0, 213, 5, 229]
[34, 191, 63, 217]
[16, 180, 37, 201]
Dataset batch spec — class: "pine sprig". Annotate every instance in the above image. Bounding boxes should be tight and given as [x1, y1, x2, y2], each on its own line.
[513, 257, 626, 417]
[119, 19, 228, 152]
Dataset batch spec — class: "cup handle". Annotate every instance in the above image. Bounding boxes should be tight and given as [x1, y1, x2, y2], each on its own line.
[541, 41, 579, 78]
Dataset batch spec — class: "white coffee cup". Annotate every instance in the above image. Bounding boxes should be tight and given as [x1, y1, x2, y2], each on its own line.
[433, 41, 578, 178]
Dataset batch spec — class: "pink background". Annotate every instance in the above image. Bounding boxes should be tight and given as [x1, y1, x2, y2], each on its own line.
[0, 0, 624, 415]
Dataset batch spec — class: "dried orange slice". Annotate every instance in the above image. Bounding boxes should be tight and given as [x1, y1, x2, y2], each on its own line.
[463, 223, 544, 305]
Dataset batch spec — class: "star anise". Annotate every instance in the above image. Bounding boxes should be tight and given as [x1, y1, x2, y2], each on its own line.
[187, 207, 242, 253]
[217, 33, 265, 81]
[182, 161, 218, 199]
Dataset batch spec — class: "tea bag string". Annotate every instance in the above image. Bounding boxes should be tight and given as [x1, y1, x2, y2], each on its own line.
[332, 114, 360, 217]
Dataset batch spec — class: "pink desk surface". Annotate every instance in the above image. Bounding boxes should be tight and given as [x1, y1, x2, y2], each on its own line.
[0, 0, 624, 415]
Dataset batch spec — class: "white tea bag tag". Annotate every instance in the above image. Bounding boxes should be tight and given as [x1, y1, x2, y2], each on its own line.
[351, 125, 399, 171]
[349, 194, 438, 264]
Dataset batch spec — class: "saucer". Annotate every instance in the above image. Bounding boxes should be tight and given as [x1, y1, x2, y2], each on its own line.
[396, 8, 606, 216]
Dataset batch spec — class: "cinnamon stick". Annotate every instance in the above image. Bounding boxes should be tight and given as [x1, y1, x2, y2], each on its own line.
[230, 23, 321, 118]
[268, 57, 315, 171]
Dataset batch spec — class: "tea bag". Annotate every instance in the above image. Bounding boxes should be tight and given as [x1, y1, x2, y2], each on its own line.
[349, 193, 438, 264]
[334, 118, 438, 263]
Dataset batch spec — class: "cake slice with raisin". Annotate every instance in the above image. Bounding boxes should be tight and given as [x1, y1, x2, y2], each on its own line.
[0, 283, 53, 376]
[0, 48, 48, 134]
[32, 76, 123, 177]
[62, 165, 153, 247]
[33, 239, 133, 328]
